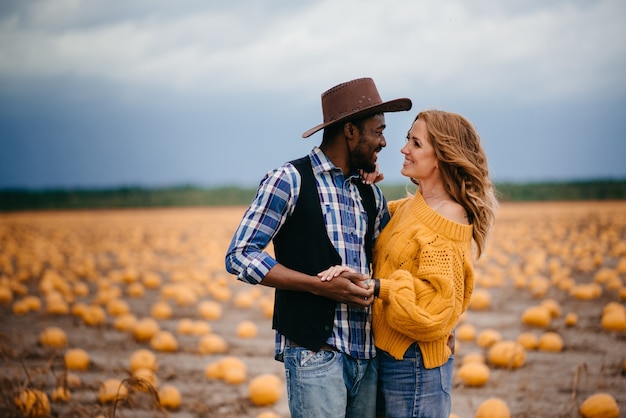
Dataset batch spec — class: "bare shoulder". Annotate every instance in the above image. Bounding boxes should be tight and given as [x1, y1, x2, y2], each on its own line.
[437, 200, 470, 225]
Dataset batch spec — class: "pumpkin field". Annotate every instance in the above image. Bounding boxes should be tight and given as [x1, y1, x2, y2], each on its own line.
[1, 201, 625, 418]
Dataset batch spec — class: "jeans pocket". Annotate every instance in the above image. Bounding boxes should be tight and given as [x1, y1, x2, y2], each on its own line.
[440, 354, 454, 394]
[298, 349, 336, 370]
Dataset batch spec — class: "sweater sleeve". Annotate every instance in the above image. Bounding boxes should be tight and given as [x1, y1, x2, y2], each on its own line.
[377, 238, 462, 342]
[388, 197, 410, 218]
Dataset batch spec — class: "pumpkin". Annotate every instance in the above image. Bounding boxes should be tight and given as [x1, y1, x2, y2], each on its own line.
[564, 312, 578, 327]
[13, 296, 41, 314]
[133, 367, 158, 387]
[540, 298, 562, 318]
[143, 271, 162, 288]
[12, 299, 30, 314]
[71, 302, 88, 317]
[601, 309, 626, 332]
[122, 267, 139, 283]
[259, 297, 274, 318]
[113, 313, 137, 332]
[39, 326, 68, 349]
[51, 386, 71, 402]
[538, 332, 564, 352]
[209, 283, 232, 302]
[106, 298, 130, 316]
[65, 372, 82, 388]
[461, 352, 485, 365]
[456, 323, 477, 342]
[73, 281, 89, 297]
[579, 392, 619, 418]
[151, 301, 173, 319]
[457, 361, 490, 387]
[205, 356, 247, 383]
[603, 302, 625, 315]
[570, 283, 602, 300]
[172, 285, 198, 306]
[248, 374, 283, 406]
[234, 291, 255, 309]
[475, 397, 511, 418]
[488, 341, 526, 369]
[0, 285, 13, 303]
[177, 318, 195, 335]
[224, 364, 247, 385]
[45, 293, 69, 314]
[158, 384, 182, 410]
[133, 317, 160, 341]
[129, 348, 157, 372]
[198, 300, 223, 320]
[94, 287, 121, 305]
[150, 330, 178, 352]
[257, 412, 281, 418]
[516, 332, 538, 350]
[14, 389, 50, 417]
[236, 320, 258, 338]
[127, 282, 145, 297]
[98, 378, 128, 403]
[198, 334, 228, 354]
[191, 320, 212, 336]
[204, 362, 222, 379]
[476, 329, 502, 348]
[521, 305, 551, 328]
[81, 305, 107, 326]
[65, 348, 90, 371]
[468, 289, 491, 311]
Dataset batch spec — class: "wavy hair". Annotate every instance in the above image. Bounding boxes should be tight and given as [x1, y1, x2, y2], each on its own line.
[414, 110, 498, 258]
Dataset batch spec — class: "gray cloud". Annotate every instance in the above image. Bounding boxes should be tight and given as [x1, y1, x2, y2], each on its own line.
[1, 0, 624, 100]
[1, 0, 625, 188]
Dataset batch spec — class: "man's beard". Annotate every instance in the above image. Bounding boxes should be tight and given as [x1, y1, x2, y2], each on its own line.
[353, 142, 378, 173]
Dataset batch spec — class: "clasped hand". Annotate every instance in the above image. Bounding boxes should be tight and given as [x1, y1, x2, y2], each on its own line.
[317, 265, 374, 307]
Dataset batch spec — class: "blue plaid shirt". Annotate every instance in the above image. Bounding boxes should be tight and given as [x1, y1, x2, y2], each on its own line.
[225, 147, 389, 359]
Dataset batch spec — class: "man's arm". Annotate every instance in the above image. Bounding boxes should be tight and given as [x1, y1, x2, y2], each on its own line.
[262, 264, 374, 308]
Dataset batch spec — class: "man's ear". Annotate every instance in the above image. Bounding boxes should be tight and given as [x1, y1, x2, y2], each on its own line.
[344, 122, 355, 138]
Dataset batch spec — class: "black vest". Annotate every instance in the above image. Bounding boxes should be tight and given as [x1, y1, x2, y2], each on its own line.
[272, 156, 376, 350]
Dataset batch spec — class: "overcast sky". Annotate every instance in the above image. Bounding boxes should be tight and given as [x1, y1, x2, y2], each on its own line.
[1, 0, 625, 189]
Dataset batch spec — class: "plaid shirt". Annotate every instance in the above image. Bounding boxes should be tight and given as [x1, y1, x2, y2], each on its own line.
[225, 147, 389, 359]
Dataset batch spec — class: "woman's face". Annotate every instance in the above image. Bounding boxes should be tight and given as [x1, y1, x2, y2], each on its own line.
[400, 118, 439, 181]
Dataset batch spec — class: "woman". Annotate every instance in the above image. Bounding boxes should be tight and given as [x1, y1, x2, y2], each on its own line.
[320, 110, 498, 417]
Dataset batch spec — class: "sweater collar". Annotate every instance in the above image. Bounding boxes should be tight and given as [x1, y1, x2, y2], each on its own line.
[410, 192, 473, 242]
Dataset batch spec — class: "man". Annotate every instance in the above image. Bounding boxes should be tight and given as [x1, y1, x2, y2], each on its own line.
[225, 77, 411, 418]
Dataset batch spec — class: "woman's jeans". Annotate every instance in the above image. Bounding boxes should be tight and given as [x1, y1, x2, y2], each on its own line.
[377, 343, 453, 418]
[283, 346, 378, 418]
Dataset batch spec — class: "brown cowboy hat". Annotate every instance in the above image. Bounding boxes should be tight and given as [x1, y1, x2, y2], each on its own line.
[301, 77, 412, 138]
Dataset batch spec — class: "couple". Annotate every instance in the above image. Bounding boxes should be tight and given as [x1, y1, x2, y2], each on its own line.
[225, 78, 497, 418]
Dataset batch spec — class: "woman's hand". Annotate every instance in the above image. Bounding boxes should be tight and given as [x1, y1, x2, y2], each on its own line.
[318, 265, 373, 293]
[359, 162, 384, 185]
[318, 265, 355, 282]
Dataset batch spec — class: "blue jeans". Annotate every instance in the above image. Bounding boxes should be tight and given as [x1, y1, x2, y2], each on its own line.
[283, 346, 378, 418]
[377, 344, 453, 418]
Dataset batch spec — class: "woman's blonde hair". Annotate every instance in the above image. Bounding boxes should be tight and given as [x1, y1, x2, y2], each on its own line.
[415, 110, 498, 258]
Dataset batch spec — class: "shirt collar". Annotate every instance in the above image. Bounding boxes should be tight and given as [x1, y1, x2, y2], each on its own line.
[309, 147, 360, 181]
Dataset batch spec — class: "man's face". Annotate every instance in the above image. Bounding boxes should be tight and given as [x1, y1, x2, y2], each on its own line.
[351, 113, 387, 173]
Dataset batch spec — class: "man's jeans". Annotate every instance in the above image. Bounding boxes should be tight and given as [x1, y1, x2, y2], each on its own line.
[283, 346, 378, 418]
[377, 343, 453, 418]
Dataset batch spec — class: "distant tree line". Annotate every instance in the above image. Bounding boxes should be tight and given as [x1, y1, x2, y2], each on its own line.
[0, 179, 625, 212]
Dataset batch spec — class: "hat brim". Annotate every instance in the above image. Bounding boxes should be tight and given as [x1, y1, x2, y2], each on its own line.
[301, 98, 412, 138]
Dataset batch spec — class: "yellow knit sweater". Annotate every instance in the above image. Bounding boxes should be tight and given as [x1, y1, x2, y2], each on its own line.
[372, 192, 474, 369]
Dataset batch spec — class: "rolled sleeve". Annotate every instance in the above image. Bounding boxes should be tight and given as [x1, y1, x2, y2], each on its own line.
[225, 165, 299, 284]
